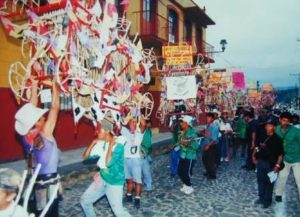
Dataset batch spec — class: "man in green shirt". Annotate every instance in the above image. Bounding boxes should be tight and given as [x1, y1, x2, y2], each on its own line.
[274, 112, 300, 202]
[141, 120, 153, 191]
[233, 113, 248, 157]
[80, 114, 131, 217]
[177, 115, 199, 194]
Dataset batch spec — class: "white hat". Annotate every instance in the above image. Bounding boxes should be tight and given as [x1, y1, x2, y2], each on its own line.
[212, 109, 221, 116]
[15, 103, 49, 136]
[179, 115, 194, 127]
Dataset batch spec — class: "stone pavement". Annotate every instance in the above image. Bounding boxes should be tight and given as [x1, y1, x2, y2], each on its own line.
[59, 153, 300, 217]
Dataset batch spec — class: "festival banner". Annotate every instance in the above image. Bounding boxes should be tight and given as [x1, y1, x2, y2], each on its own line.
[232, 72, 245, 90]
[166, 76, 197, 100]
[162, 45, 193, 65]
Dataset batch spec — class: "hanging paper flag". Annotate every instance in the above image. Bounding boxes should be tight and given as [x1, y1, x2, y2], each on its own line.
[71, 91, 87, 124]
[103, 0, 118, 28]
[120, 0, 129, 12]
[232, 72, 245, 90]
[90, 90, 105, 122]
[107, 3, 117, 17]
[89, 0, 102, 17]
[136, 39, 143, 51]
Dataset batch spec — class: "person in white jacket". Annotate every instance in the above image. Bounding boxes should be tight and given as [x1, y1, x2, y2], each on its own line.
[219, 112, 233, 162]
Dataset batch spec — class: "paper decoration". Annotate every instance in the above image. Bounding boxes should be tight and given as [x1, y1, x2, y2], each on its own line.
[166, 76, 197, 100]
[4, 0, 156, 127]
[40, 89, 52, 104]
[89, 0, 102, 18]
[232, 72, 245, 90]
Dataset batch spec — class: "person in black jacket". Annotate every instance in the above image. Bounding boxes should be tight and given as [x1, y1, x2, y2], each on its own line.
[252, 118, 284, 208]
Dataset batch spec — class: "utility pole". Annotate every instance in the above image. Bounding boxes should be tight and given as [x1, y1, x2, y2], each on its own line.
[290, 73, 300, 109]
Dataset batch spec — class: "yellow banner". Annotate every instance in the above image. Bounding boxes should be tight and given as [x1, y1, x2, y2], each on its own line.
[162, 45, 193, 65]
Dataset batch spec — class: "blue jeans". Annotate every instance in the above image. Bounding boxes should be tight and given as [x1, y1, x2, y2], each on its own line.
[80, 178, 131, 217]
[171, 148, 180, 176]
[221, 135, 233, 159]
[142, 156, 152, 190]
[257, 160, 274, 206]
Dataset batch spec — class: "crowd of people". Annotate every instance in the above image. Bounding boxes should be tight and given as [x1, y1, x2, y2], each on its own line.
[169, 107, 300, 209]
[1, 79, 300, 216]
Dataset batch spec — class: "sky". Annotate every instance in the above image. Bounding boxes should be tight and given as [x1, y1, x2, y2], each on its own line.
[194, 0, 300, 87]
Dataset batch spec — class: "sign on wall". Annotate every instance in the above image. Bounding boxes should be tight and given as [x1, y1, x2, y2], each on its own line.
[162, 45, 193, 65]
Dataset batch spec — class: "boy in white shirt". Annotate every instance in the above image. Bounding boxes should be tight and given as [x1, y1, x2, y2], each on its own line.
[120, 118, 146, 209]
[219, 112, 233, 162]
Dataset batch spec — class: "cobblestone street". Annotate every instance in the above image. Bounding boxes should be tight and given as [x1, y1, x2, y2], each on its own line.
[59, 153, 300, 217]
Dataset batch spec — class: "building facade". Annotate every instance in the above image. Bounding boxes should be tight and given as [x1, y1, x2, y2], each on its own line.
[126, 0, 215, 129]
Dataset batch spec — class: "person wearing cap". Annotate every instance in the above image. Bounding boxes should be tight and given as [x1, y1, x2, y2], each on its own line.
[252, 119, 284, 208]
[120, 118, 146, 209]
[177, 115, 199, 194]
[0, 168, 29, 217]
[274, 112, 300, 202]
[201, 112, 219, 179]
[14, 78, 60, 216]
[80, 113, 131, 217]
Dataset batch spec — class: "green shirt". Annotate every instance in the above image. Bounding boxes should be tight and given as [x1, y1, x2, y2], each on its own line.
[234, 117, 248, 139]
[275, 125, 300, 163]
[141, 128, 152, 156]
[100, 143, 125, 185]
[179, 127, 199, 160]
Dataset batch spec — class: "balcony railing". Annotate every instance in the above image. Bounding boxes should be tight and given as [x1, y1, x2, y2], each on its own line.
[130, 10, 169, 42]
[183, 36, 215, 58]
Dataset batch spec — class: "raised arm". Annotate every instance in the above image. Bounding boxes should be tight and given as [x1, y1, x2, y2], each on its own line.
[139, 118, 146, 133]
[29, 77, 38, 106]
[82, 139, 98, 160]
[42, 80, 60, 138]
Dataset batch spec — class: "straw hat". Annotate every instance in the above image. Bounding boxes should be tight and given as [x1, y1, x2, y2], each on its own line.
[15, 103, 49, 136]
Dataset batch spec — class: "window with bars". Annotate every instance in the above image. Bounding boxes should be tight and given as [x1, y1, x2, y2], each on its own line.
[184, 20, 192, 43]
[168, 9, 178, 43]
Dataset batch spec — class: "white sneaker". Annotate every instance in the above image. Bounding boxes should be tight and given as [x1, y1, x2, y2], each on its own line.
[184, 186, 194, 195]
[225, 157, 229, 162]
[220, 158, 224, 162]
[180, 184, 187, 192]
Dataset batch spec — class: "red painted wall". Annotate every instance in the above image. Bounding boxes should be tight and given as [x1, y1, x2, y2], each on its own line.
[0, 88, 95, 161]
[0, 87, 205, 161]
